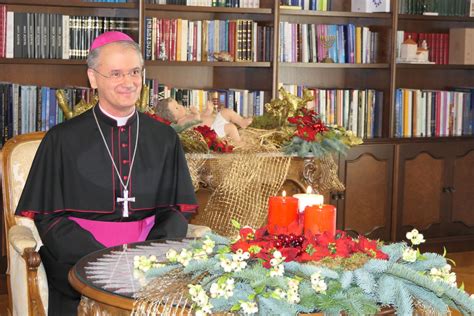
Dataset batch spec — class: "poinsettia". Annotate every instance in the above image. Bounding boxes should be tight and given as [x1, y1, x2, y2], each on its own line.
[287, 108, 329, 142]
[194, 125, 234, 153]
[230, 225, 388, 267]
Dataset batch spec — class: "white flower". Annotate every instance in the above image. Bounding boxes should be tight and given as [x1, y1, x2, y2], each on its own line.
[195, 291, 209, 306]
[240, 301, 258, 314]
[287, 290, 300, 304]
[202, 236, 216, 254]
[310, 271, 322, 283]
[286, 278, 300, 303]
[429, 265, 457, 287]
[195, 309, 207, 316]
[193, 249, 208, 261]
[177, 249, 193, 267]
[209, 278, 235, 299]
[406, 229, 425, 245]
[288, 278, 300, 289]
[226, 278, 235, 286]
[270, 258, 279, 266]
[210, 283, 221, 298]
[166, 249, 178, 262]
[233, 260, 247, 272]
[273, 250, 283, 259]
[270, 264, 285, 277]
[188, 284, 203, 297]
[201, 303, 213, 314]
[220, 257, 234, 272]
[312, 279, 328, 293]
[402, 247, 418, 262]
[232, 249, 248, 262]
[470, 294, 474, 300]
[310, 272, 327, 293]
[133, 255, 163, 272]
[272, 288, 287, 299]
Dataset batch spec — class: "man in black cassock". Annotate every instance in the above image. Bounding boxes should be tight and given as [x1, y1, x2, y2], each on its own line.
[15, 31, 198, 315]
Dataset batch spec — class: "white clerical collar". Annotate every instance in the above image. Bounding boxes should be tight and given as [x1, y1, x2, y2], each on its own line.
[98, 104, 135, 127]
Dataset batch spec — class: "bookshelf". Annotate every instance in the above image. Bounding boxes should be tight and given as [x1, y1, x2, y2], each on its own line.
[0, 0, 473, 251]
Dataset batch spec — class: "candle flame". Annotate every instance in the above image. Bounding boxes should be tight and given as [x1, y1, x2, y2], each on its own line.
[306, 186, 313, 194]
[282, 190, 287, 197]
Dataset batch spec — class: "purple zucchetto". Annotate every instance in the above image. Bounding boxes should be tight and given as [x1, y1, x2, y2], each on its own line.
[89, 31, 134, 52]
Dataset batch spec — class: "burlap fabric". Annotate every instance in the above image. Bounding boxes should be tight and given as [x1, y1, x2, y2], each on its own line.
[191, 154, 292, 237]
[304, 154, 345, 193]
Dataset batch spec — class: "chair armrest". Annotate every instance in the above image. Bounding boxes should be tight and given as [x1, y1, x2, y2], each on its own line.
[9, 225, 37, 255]
[187, 224, 212, 238]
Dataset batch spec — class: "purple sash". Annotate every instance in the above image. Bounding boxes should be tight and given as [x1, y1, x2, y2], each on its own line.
[69, 215, 156, 247]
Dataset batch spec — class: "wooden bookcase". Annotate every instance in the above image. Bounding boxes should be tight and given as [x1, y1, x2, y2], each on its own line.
[0, 0, 474, 252]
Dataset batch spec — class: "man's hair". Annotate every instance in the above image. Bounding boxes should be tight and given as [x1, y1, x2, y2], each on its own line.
[154, 97, 177, 123]
[87, 40, 144, 69]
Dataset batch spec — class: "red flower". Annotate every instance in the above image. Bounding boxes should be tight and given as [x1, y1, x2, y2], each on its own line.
[288, 108, 329, 142]
[228, 225, 388, 268]
[194, 125, 234, 153]
[239, 227, 255, 241]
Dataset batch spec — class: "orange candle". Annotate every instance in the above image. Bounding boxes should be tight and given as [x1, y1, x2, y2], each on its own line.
[267, 192, 299, 235]
[303, 204, 336, 236]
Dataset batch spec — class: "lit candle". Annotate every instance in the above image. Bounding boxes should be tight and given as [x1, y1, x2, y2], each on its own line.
[293, 186, 324, 213]
[303, 204, 336, 236]
[267, 190, 299, 235]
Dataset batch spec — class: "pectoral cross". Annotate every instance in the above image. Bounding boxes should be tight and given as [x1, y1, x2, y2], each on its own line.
[117, 189, 135, 217]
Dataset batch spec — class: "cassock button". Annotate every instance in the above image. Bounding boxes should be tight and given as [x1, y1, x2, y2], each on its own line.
[123, 175, 128, 180]
[120, 127, 126, 132]
[121, 143, 128, 148]
[122, 160, 129, 164]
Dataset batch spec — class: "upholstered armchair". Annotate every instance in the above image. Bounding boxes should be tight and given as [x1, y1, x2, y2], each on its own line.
[1, 132, 211, 316]
[2, 132, 48, 316]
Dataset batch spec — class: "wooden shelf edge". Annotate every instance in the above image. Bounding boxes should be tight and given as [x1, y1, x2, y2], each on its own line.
[398, 14, 474, 22]
[145, 4, 272, 14]
[0, 58, 86, 65]
[2, 0, 136, 9]
[279, 62, 389, 69]
[397, 64, 474, 70]
[145, 60, 271, 67]
[279, 9, 391, 19]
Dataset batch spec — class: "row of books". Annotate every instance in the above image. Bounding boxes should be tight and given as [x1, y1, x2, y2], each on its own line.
[394, 88, 474, 138]
[147, 0, 260, 7]
[146, 79, 265, 117]
[144, 18, 273, 62]
[83, 0, 130, 2]
[396, 30, 449, 64]
[398, 0, 471, 16]
[2, 11, 136, 59]
[280, 0, 331, 11]
[280, 23, 379, 64]
[0, 84, 90, 145]
[281, 84, 383, 139]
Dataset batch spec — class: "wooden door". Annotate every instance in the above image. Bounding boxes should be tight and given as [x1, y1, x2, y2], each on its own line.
[395, 142, 449, 241]
[336, 144, 394, 241]
[448, 141, 474, 237]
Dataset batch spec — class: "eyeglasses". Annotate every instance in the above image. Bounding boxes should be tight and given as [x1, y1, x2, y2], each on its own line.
[92, 68, 143, 81]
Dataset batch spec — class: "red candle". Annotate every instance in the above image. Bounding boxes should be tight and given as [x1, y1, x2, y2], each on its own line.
[303, 204, 336, 236]
[267, 192, 299, 235]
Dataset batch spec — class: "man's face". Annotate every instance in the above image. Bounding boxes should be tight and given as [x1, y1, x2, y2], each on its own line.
[87, 43, 142, 116]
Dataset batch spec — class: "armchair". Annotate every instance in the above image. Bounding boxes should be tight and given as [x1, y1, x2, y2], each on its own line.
[1, 132, 211, 316]
[2, 132, 48, 316]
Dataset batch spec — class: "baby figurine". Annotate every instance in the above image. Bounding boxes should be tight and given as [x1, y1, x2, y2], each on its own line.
[155, 97, 252, 144]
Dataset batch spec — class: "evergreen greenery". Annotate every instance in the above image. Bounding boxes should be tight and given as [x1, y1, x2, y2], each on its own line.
[142, 232, 474, 315]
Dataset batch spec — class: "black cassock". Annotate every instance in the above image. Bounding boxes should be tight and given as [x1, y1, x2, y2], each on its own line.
[16, 106, 197, 315]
